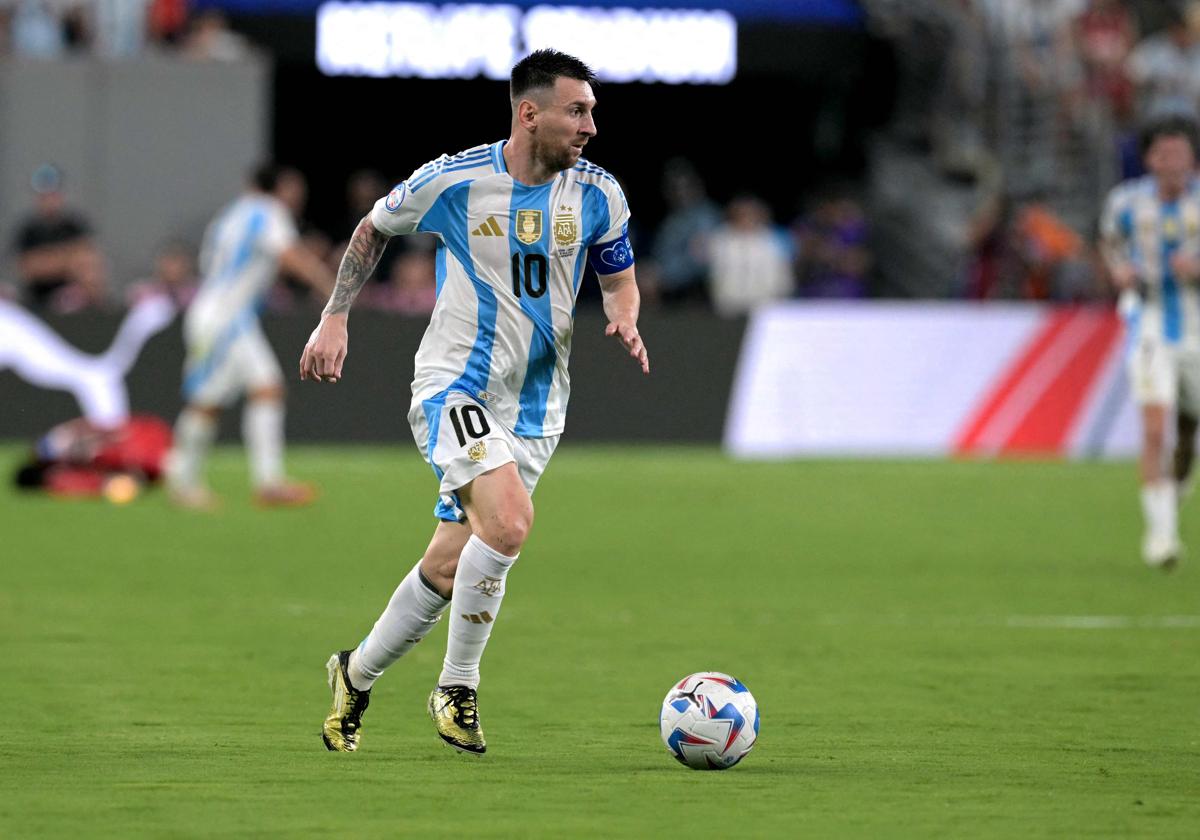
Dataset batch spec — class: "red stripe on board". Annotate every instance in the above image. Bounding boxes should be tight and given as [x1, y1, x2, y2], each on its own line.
[1001, 310, 1122, 454]
[953, 309, 1079, 454]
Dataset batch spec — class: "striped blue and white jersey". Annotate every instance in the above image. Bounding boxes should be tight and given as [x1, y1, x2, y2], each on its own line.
[371, 140, 633, 438]
[1102, 175, 1200, 348]
[188, 193, 298, 336]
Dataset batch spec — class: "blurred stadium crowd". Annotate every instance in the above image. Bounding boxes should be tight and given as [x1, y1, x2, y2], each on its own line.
[8, 0, 1200, 315]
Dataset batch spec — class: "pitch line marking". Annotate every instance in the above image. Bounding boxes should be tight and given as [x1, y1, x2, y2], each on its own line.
[1005, 615, 1200, 629]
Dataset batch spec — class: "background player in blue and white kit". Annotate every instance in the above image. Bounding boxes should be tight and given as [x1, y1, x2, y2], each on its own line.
[166, 165, 335, 509]
[302, 50, 649, 754]
[1101, 115, 1200, 569]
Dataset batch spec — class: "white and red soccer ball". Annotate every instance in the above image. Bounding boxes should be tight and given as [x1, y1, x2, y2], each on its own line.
[660, 672, 759, 770]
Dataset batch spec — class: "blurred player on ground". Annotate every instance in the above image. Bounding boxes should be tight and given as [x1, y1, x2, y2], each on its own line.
[13, 414, 172, 502]
[1101, 114, 1200, 569]
[301, 49, 649, 754]
[165, 165, 334, 510]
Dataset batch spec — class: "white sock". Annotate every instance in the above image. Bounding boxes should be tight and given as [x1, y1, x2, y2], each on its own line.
[438, 535, 518, 690]
[348, 563, 449, 690]
[1141, 480, 1178, 541]
[167, 408, 217, 489]
[243, 399, 284, 488]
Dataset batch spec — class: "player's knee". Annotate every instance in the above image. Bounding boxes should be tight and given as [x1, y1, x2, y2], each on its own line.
[478, 505, 533, 555]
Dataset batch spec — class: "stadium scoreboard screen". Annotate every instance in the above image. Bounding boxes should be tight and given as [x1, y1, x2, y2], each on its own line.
[315, 3, 737, 83]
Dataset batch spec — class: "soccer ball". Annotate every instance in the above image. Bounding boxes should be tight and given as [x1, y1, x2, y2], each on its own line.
[660, 672, 759, 770]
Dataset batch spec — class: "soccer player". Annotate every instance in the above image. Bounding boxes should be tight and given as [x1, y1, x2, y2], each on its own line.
[1101, 114, 1200, 569]
[301, 49, 648, 754]
[12, 414, 172, 501]
[165, 165, 334, 509]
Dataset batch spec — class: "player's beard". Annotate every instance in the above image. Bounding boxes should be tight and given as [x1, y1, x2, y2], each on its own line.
[534, 137, 577, 174]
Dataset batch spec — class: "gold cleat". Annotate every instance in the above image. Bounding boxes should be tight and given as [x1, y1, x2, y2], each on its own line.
[322, 650, 370, 752]
[428, 685, 486, 754]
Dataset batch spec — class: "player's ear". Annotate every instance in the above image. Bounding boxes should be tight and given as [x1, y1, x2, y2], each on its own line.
[518, 98, 539, 129]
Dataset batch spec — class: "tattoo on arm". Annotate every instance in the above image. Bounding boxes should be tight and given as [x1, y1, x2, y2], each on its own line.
[324, 218, 390, 315]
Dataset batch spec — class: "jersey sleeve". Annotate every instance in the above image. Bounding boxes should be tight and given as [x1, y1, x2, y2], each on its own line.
[370, 156, 469, 237]
[587, 179, 635, 275]
[261, 204, 299, 257]
[1100, 186, 1133, 256]
[592, 180, 631, 246]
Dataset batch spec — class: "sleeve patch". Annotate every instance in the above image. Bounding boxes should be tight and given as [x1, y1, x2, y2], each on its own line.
[385, 182, 409, 213]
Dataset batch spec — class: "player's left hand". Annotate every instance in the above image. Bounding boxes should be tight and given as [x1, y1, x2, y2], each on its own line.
[605, 321, 649, 375]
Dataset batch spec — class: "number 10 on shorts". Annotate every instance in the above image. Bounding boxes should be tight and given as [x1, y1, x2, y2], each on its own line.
[448, 404, 491, 447]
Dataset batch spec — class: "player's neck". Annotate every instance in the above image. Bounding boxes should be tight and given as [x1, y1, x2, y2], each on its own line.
[1158, 180, 1189, 202]
[502, 137, 557, 187]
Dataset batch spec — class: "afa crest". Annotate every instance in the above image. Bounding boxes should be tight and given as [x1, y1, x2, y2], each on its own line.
[468, 441, 488, 462]
[515, 209, 543, 245]
[554, 206, 578, 246]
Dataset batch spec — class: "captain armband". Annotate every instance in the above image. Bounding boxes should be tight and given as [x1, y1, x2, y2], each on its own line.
[587, 230, 635, 275]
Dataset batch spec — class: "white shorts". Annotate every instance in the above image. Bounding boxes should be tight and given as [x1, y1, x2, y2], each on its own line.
[182, 319, 282, 406]
[1127, 339, 1200, 415]
[409, 389, 560, 522]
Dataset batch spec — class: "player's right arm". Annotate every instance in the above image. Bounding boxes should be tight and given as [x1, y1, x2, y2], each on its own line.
[300, 215, 390, 383]
[300, 152, 475, 382]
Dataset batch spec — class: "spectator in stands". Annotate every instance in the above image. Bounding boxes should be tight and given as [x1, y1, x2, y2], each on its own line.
[707, 195, 794, 317]
[274, 168, 332, 309]
[11, 164, 101, 311]
[369, 234, 437, 315]
[182, 8, 248, 61]
[1012, 197, 1096, 300]
[793, 190, 872, 298]
[146, 0, 187, 45]
[1075, 0, 1137, 124]
[650, 158, 720, 306]
[8, 0, 66, 57]
[1127, 5, 1200, 120]
[340, 168, 399, 289]
[53, 244, 112, 312]
[126, 239, 198, 310]
[94, 0, 148, 57]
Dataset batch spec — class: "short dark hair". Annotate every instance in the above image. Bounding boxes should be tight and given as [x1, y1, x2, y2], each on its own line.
[1140, 114, 1200, 157]
[251, 163, 283, 193]
[510, 49, 596, 103]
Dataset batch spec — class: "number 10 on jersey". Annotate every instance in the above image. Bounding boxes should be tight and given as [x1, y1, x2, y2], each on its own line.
[511, 252, 548, 298]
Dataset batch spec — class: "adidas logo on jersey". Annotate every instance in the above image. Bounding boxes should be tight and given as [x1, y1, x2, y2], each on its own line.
[471, 217, 503, 237]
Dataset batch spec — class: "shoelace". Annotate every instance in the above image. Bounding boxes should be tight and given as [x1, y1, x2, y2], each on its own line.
[342, 668, 370, 729]
[443, 687, 478, 727]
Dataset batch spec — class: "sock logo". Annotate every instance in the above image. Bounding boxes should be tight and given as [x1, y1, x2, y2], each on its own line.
[472, 576, 502, 597]
[461, 611, 494, 624]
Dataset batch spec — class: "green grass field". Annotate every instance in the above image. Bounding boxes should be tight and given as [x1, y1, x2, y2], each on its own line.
[1, 445, 1197, 837]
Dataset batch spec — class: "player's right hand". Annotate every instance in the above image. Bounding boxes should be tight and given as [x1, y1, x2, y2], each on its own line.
[300, 313, 349, 383]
